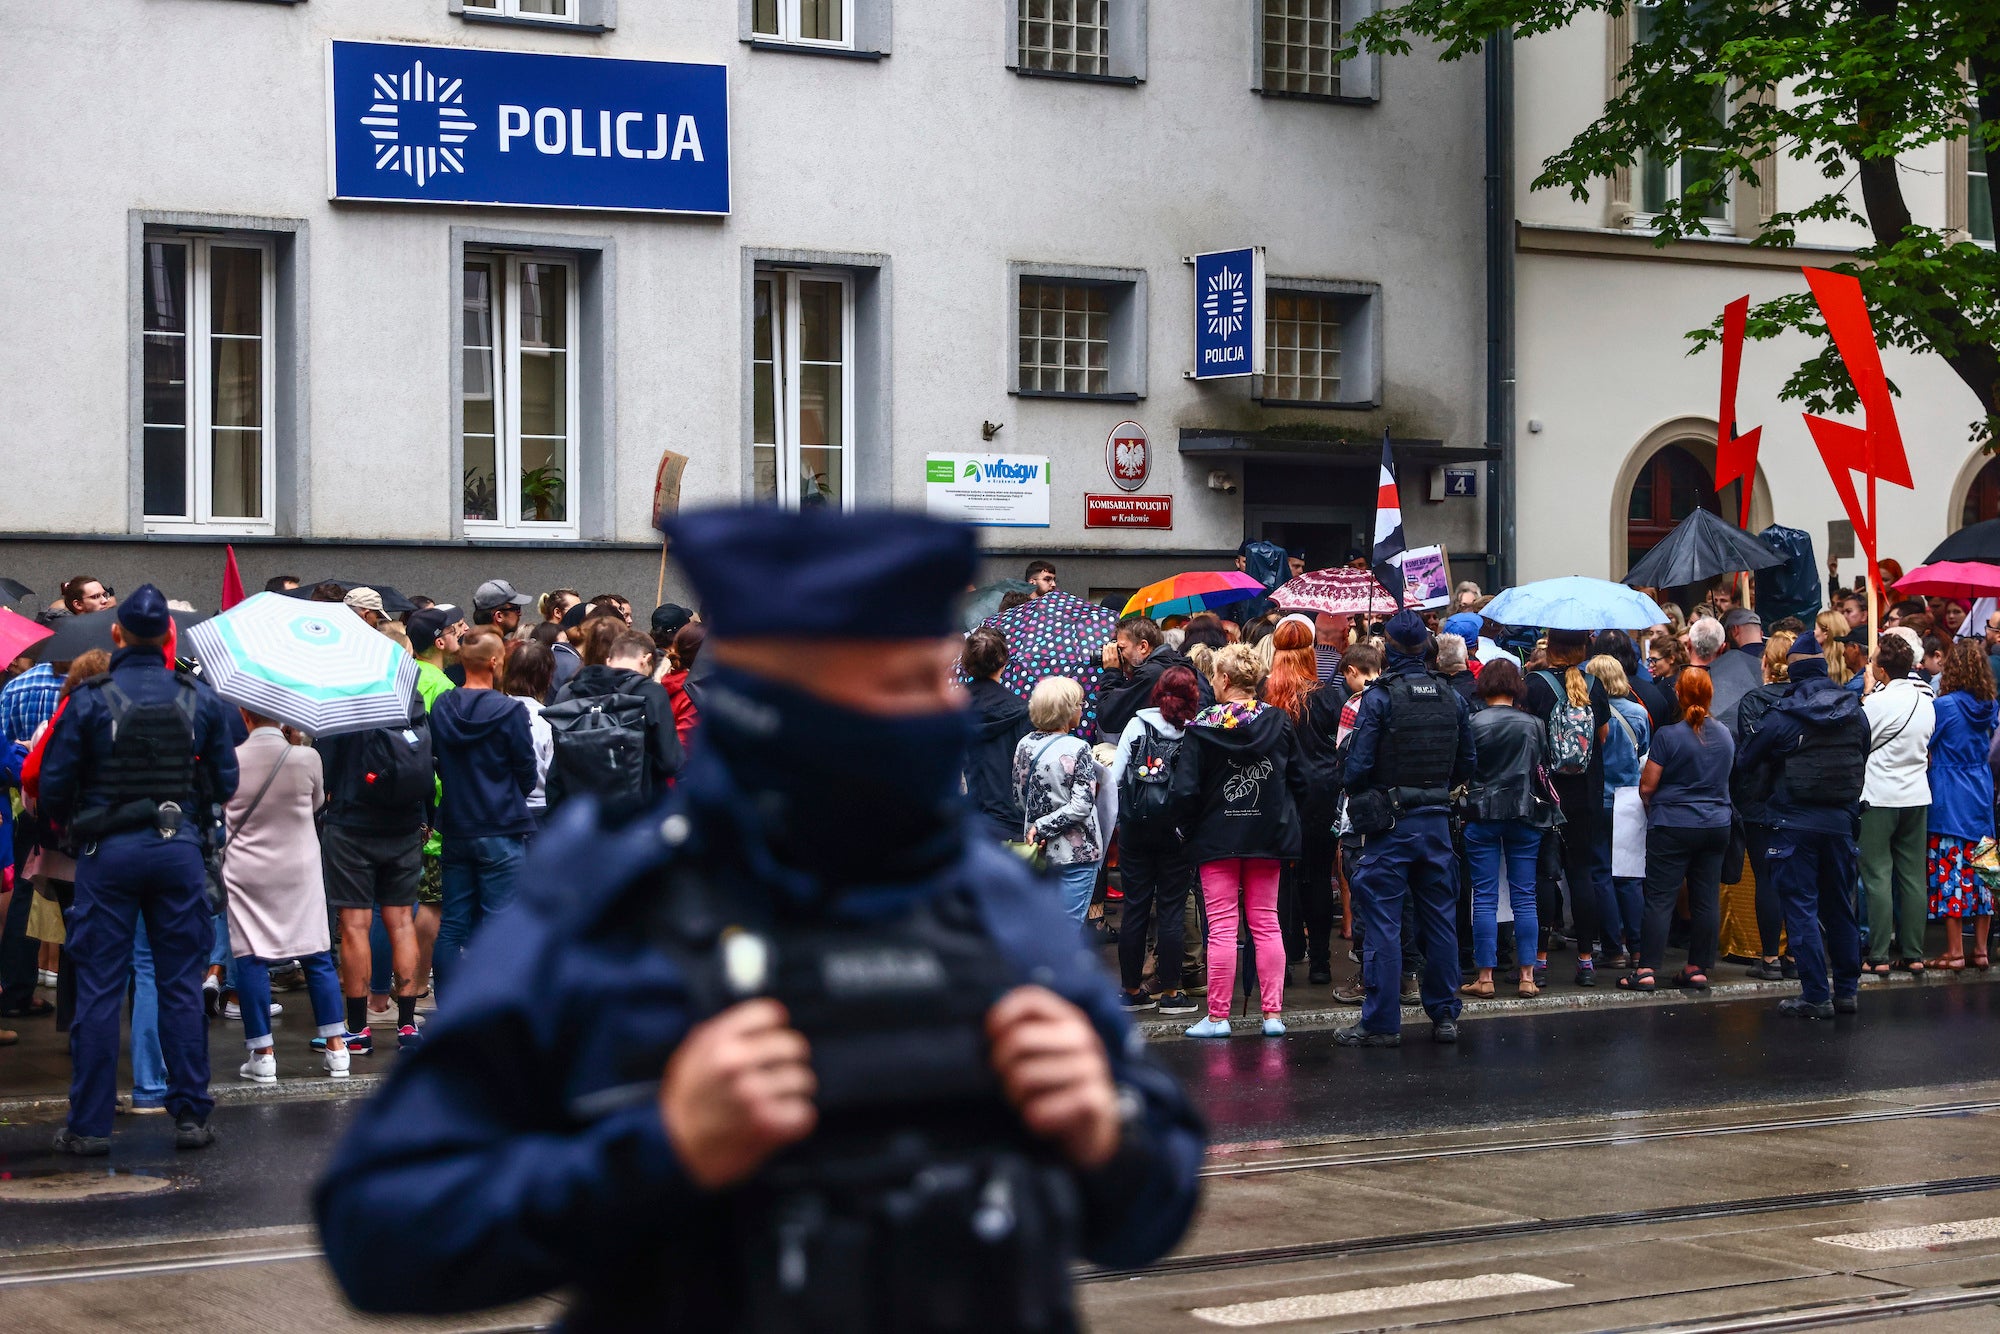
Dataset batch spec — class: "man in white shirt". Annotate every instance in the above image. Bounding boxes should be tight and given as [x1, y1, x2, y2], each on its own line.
[1859, 633, 1935, 973]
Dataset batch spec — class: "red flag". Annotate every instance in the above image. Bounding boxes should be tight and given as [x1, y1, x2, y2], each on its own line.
[221, 544, 246, 611]
[1714, 295, 1762, 528]
[1802, 268, 1910, 487]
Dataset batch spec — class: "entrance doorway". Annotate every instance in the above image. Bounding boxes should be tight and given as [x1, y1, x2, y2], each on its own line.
[1625, 443, 1741, 573]
[1255, 517, 1354, 574]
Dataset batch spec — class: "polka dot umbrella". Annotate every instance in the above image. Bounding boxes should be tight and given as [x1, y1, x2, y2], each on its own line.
[979, 590, 1119, 738]
[182, 592, 419, 738]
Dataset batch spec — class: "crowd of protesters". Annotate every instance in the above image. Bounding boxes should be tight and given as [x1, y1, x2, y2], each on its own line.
[0, 574, 696, 1112]
[6, 547, 2000, 1132]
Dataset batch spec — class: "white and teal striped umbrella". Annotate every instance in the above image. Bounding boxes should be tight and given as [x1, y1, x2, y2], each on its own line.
[183, 592, 418, 738]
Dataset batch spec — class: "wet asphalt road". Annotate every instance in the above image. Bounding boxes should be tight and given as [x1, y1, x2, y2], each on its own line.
[4, 982, 1998, 1256]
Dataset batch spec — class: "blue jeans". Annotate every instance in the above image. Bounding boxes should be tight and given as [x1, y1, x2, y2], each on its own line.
[1592, 815, 1643, 953]
[129, 918, 167, 1106]
[1056, 861, 1098, 925]
[235, 950, 346, 1047]
[1465, 820, 1542, 971]
[208, 911, 236, 988]
[436, 835, 527, 1002]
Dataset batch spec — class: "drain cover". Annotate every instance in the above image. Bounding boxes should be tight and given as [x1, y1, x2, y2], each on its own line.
[0, 1171, 174, 1203]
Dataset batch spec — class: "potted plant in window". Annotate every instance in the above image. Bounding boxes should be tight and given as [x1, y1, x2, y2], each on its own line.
[463, 469, 498, 523]
[521, 466, 566, 523]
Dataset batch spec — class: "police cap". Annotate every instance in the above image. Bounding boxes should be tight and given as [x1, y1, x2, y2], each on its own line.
[116, 584, 173, 639]
[663, 507, 976, 641]
[1384, 609, 1430, 649]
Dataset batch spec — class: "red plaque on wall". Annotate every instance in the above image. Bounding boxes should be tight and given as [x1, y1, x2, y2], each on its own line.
[1085, 494, 1173, 529]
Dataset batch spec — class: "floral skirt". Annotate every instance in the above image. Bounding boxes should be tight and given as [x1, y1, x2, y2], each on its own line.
[1928, 834, 1995, 920]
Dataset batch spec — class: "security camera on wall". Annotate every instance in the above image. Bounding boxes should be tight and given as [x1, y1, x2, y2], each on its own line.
[1207, 470, 1238, 495]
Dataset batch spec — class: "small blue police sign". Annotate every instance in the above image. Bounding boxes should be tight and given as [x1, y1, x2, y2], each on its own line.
[1189, 247, 1264, 380]
[327, 40, 729, 215]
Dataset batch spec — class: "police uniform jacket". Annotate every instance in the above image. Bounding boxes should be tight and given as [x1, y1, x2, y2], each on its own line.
[314, 749, 1206, 1331]
[38, 645, 239, 846]
[1733, 668, 1866, 836]
[1341, 650, 1478, 802]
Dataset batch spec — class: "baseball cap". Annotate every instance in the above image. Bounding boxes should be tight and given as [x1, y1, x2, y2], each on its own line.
[1443, 612, 1484, 642]
[344, 586, 386, 616]
[1384, 609, 1430, 649]
[116, 585, 173, 639]
[558, 601, 591, 631]
[406, 607, 450, 653]
[650, 602, 694, 638]
[1722, 608, 1761, 629]
[474, 579, 533, 613]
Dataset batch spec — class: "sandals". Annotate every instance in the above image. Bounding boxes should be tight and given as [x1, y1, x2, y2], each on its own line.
[1671, 968, 1710, 991]
[1975, 953, 1992, 972]
[1516, 978, 1541, 998]
[1927, 955, 1967, 971]
[1869, 962, 1892, 977]
[1459, 979, 1495, 999]
[1903, 959, 1926, 976]
[1617, 970, 1657, 993]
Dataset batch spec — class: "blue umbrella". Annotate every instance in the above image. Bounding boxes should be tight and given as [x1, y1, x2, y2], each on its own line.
[1483, 577, 1668, 632]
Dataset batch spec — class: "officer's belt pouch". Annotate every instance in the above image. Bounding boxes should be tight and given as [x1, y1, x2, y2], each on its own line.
[1346, 788, 1396, 836]
[68, 799, 161, 843]
[738, 1149, 1076, 1334]
[1391, 785, 1451, 812]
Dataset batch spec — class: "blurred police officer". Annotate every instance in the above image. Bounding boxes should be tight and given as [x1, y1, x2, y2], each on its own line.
[1734, 635, 1869, 1019]
[40, 585, 238, 1153]
[1335, 609, 1476, 1047]
[316, 508, 1204, 1332]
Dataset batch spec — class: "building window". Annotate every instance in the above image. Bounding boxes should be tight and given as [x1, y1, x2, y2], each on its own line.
[1262, 0, 1339, 97]
[1626, 443, 1738, 572]
[461, 0, 579, 21]
[1970, 103, 1993, 245]
[753, 0, 852, 46]
[462, 253, 580, 533]
[1263, 292, 1345, 403]
[142, 235, 275, 531]
[752, 270, 855, 511]
[1019, 0, 1109, 76]
[1019, 281, 1110, 396]
[1633, 1, 1730, 227]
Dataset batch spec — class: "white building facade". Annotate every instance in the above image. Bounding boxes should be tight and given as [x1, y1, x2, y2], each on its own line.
[1510, 10, 1994, 592]
[0, 0, 1492, 611]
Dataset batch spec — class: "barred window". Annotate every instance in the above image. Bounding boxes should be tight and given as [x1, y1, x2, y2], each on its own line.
[1264, 292, 1344, 404]
[1018, 282, 1110, 396]
[1262, 0, 1339, 97]
[1019, 0, 1109, 77]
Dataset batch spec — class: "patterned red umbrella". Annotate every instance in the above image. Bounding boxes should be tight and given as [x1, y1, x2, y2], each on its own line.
[979, 590, 1119, 737]
[1269, 568, 1401, 616]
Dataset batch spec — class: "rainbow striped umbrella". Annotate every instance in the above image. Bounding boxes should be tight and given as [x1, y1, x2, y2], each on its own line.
[1122, 571, 1267, 620]
[182, 592, 417, 737]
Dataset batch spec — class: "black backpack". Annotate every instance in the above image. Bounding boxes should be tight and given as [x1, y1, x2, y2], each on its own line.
[544, 684, 652, 811]
[1117, 720, 1183, 846]
[353, 702, 432, 812]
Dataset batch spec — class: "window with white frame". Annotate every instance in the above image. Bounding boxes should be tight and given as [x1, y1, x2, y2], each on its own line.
[142, 235, 275, 531]
[1263, 292, 1345, 403]
[1018, 281, 1110, 395]
[753, 0, 852, 46]
[1262, 0, 1339, 97]
[461, 0, 579, 21]
[1019, 0, 1110, 77]
[1633, 0, 1730, 226]
[462, 253, 580, 533]
[1971, 102, 1993, 244]
[753, 270, 854, 510]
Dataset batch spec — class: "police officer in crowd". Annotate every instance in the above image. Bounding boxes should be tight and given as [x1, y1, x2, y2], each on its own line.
[1335, 609, 1477, 1047]
[40, 585, 239, 1153]
[1734, 635, 1871, 1019]
[317, 508, 1205, 1331]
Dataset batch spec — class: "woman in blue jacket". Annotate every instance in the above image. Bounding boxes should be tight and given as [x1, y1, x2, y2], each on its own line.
[1926, 641, 1999, 969]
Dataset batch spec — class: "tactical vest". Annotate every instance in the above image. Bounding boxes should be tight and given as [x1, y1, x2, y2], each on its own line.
[1780, 710, 1869, 809]
[646, 868, 1078, 1334]
[70, 674, 202, 840]
[1370, 673, 1460, 805]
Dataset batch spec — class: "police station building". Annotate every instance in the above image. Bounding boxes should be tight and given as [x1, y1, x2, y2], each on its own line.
[1, 0, 1494, 607]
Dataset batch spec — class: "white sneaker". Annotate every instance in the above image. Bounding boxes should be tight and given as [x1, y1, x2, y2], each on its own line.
[38, 969, 59, 988]
[239, 1051, 277, 1084]
[222, 1000, 283, 1021]
[323, 1046, 351, 1079]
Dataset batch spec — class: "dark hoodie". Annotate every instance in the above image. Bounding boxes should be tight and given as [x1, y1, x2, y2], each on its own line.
[964, 676, 1032, 842]
[1734, 658, 1867, 835]
[547, 665, 685, 810]
[1094, 645, 1214, 744]
[1170, 700, 1311, 862]
[430, 687, 538, 839]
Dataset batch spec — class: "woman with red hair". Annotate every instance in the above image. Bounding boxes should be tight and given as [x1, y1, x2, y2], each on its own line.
[1264, 615, 1347, 984]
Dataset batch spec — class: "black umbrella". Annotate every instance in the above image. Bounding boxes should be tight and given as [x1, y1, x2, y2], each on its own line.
[1622, 508, 1783, 591]
[1925, 519, 2000, 566]
[30, 605, 210, 664]
[0, 578, 33, 604]
[280, 580, 418, 615]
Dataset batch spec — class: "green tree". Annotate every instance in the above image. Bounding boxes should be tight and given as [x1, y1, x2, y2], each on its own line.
[1351, 0, 2000, 442]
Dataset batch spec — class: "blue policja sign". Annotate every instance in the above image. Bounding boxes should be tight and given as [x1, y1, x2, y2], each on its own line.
[327, 41, 728, 215]
[1189, 247, 1264, 380]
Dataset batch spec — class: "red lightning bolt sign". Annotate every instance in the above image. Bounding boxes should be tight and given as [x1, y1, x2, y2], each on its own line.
[1715, 295, 1762, 529]
[1799, 267, 1910, 616]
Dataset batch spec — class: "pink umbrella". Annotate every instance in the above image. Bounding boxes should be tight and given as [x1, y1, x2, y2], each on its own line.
[1893, 561, 2000, 602]
[1270, 568, 1402, 616]
[0, 606, 52, 666]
